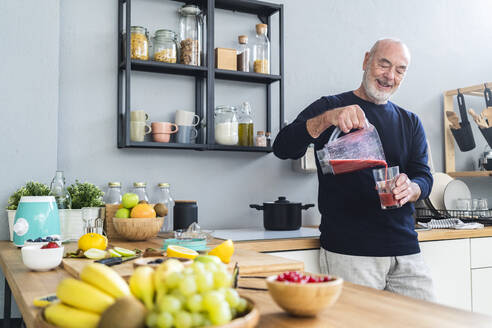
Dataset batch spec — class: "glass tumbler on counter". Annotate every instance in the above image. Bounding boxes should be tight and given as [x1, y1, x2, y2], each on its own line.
[372, 166, 401, 210]
[133, 182, 149, 203]
[153, 29, 179, 63]
[214, 105, 238, 145]
[104, 182, 122, 204]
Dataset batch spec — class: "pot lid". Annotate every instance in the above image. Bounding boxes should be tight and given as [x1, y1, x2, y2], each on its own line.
[264, 196, 300, 205]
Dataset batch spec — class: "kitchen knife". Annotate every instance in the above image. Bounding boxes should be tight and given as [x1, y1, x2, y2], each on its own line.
[95, 255, 138, 266]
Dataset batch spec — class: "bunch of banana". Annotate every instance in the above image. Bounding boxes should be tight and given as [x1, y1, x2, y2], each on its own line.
[43, 263, 131, 328]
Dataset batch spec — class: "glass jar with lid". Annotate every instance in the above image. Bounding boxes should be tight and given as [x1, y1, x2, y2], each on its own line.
[104, 182, 122, 205]
[237, 35, 250, 72]
[132, 182, 149, 203]
[153, 29, 179, 63]
[253, 24, 270, 74]
[237, 102, 254, 146]
[214, 106, 238, 145]
[130, 26, 149, 60]
[154, 183, 174, 232]
[178, 4, 203, 66]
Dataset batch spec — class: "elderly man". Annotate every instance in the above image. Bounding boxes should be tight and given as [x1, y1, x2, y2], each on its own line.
[273, 38, 434, 301]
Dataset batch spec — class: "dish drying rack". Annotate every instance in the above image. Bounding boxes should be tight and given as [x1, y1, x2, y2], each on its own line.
[416, 208, 492, 226]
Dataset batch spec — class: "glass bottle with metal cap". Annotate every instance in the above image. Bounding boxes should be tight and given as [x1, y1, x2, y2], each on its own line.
[155, 183, 174, 232]
[104, 182, 122, 204]
[132, 182, 149, 203]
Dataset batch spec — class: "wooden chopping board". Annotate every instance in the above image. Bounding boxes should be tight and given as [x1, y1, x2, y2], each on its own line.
[62, 258, 138, 280]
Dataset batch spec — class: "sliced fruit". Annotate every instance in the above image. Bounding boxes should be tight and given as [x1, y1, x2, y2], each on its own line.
[56, 278, 115, 314]
[108, 249, 121, 258]
[79, 263, 131, 299]
[208, 240, 234, 264]
[78, 233, 108, 251]
[130, 203, 157, 218]
[44, 303, 100, 328]
[84, 248, 108, 260]
[166, 245, 199, 260]
[113, 247, 136, 257]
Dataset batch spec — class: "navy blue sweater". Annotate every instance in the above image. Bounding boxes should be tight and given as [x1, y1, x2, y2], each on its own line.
[273, 91, 433, 256]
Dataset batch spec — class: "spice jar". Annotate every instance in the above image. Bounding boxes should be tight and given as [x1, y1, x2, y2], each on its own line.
[237, 35, 250, 72]
[265, 131, 272, 147]
[256, 131, 267, 147]
[178, 4, 203, 66]
[214, 105, 238, 146]
[253, 24, 270, 74]
[153, 29, 179, 63]
[130, 26, 149, 60]
[238, 102, 254, 146]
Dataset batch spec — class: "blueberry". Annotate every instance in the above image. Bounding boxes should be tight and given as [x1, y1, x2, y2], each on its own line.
[46, 237, 52, 241]
[26, 239, 33, 242]
[35, 238, 42, 242]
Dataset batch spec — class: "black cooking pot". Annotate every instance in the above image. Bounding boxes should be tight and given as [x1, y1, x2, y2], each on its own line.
[249, 196, 315, 230]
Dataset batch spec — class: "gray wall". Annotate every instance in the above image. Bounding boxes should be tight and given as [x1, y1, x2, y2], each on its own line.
[2, 0, 492, 319]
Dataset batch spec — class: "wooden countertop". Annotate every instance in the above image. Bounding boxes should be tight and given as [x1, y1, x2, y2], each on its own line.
[1, 239, 492, 327]
[231, 226, 492, 252]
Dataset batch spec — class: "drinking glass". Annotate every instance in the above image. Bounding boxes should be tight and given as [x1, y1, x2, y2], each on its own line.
[372, 166, 401, 210]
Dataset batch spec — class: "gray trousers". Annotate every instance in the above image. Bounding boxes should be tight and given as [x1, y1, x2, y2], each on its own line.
[319, 247, 435, 301]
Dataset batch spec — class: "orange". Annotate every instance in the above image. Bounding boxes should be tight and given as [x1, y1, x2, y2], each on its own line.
[208, 239, 234, 264]
[78, 233, 108, 251]
[130, 203, 156, 218]
[166, 245, 198, 260]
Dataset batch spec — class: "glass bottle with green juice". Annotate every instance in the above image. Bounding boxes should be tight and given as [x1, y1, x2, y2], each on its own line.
[238, 102, 254, 146]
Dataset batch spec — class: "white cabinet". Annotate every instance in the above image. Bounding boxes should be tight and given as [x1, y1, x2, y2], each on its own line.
[267, 249, 321, 274]
[420, 239, 471, 311]
[470, 237, 492, 268]
[472, 268, 492, 315]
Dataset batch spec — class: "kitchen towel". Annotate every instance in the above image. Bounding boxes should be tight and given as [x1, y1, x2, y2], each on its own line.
[418, 218, 484, 230]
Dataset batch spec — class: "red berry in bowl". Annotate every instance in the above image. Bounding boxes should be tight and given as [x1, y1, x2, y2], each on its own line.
[41, 242, 60, 249]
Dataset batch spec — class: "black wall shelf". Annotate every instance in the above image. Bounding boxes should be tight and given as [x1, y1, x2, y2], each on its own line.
[117, 0, 284, 153]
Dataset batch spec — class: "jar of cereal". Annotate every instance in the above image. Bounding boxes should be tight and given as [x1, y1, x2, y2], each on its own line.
[153, 29, 179, 63]
[130, 26, 149, 60]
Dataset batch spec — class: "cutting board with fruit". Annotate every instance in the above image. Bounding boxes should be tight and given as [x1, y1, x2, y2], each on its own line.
[62, 257, 138, 280]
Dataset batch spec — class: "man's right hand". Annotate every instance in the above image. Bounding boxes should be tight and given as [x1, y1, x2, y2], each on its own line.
[306, 105, 366, 138]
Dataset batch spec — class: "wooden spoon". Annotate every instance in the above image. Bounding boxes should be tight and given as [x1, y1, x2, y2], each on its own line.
[445, 111, 461, 129]
[481, 107, 492, 127]
[468, 108, 489, 129]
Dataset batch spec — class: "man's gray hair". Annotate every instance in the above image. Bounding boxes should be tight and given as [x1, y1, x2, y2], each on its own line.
[368, 37, 411, 62]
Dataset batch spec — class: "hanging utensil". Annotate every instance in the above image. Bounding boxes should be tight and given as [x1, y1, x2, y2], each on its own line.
[449, 90, 476, 152]
[482, 84, 492, 127]
[468, 108, 489, 129]
[445, 111, 461, 129]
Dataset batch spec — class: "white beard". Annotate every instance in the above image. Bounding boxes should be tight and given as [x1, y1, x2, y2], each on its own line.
[361, 68, 396, 104]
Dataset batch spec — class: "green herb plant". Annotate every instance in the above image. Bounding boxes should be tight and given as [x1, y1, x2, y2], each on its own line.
[67, 180, 105, 209]
[7, 181, 51, 210]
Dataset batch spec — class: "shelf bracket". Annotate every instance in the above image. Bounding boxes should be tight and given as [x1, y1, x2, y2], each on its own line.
[257, 15, 268, 24]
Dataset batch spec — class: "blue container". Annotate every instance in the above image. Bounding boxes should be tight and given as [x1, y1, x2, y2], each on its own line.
[13, 196, 60, 247]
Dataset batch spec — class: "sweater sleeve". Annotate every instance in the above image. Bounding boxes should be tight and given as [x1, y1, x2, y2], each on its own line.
[407, 116, 433, 200]
[273, 97, 332, 160]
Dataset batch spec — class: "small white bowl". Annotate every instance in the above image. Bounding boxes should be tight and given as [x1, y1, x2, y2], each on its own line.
[21, 245, 64, 271]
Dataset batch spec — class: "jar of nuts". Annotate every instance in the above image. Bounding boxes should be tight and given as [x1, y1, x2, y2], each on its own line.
[153, 29, 179, 63]
[130, 26, 149, 60]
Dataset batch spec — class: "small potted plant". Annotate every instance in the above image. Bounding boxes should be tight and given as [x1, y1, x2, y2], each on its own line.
[6, 182, 50, 241]
[62, 180, 105, 241]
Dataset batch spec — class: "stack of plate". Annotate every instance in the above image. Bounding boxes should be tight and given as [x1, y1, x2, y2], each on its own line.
[425, 172, 471, 214]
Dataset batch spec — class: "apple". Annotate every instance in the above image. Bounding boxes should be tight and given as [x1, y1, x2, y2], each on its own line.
[114, 208, 130, 218]
[122, 193, 139, 209]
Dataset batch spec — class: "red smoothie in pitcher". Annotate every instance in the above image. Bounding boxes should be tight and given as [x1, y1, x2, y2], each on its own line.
[329, 159, 387, 174]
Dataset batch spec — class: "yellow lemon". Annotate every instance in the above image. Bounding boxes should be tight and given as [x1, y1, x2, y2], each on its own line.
[208, 240, 234, 264]
[78, 233, 108, 252]
[166, 245, 198, 260]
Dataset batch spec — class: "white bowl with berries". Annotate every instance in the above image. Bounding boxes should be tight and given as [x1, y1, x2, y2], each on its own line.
[21, 242, 64, 271]
[266, 271, 343, 317]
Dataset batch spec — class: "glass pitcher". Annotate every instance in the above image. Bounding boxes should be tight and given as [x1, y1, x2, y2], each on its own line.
[316, 123, 387, 175]
[178, 4, 204, 66]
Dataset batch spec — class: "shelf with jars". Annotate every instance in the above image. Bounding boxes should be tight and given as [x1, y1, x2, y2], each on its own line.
[117, 0, 283, 153]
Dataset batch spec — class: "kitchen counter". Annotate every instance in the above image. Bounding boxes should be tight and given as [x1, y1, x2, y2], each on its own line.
[231, 226, 492, 252]
[1, 239, 492, 327]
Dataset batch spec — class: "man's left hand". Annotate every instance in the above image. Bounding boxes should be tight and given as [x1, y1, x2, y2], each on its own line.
[392, 173, 421, 206]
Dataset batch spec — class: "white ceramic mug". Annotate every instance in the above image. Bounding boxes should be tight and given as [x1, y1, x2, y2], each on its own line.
[131, 110, 149, 122]
[175, 110, 200, 126]
[130, 121, 152, 142]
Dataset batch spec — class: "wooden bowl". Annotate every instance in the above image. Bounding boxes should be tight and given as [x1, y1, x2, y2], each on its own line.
[112, 217, 164, 241]
[266, 273, 343, 317]
[36, 296, 259, 328]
